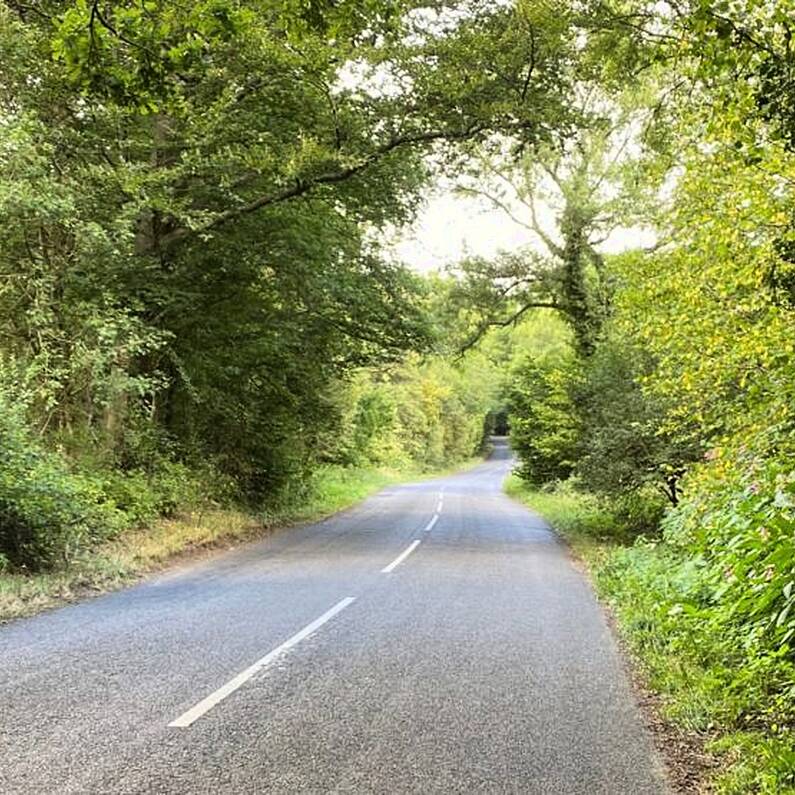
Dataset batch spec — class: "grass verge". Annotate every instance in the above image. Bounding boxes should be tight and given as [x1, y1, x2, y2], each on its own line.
[505, 474, 795, 795]
[0, 459, 480, 623]
[504, 477, 616, 566]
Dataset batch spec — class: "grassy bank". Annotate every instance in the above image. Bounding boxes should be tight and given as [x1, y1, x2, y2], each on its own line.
[505, 475, 795, 795]
[0, 460, 478, 623]
[504, 479, 617, 566]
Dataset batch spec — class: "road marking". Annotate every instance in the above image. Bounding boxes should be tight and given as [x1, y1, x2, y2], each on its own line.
[424, 514, 439, 533]
[169, 597, 356, 728]
[381, 539, 421, 573]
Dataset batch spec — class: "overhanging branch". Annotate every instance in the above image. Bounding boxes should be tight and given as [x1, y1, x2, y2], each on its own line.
[458, 299, 561, 356]
[160, 124, 487, 249]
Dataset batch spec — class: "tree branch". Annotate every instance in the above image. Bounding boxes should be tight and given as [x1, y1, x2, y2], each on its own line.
[520, 27, 537, 102]
[456, 186, 534, 232]
[526, 190, 564, 258]
[89, 0, 157, 57]
[458, 299, 560, 356]
[5, 0, 52, 21]
[159, 125, 486, 249]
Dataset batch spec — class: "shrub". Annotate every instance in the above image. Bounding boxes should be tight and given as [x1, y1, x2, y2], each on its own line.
[569, 329, 702, 507]
[508, 357, 579, 485]
[665, 453, 795, 653]
[98, 460, 215, 528]
[611, 489, 667, 538]
[0, 393, 123, 570]
[597, 537, 795, 791]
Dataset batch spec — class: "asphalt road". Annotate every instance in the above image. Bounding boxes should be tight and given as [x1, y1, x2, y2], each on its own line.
[0, 439, 668, 793]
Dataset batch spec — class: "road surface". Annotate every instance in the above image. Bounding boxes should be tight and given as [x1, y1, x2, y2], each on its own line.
[0, 439, 668, 793]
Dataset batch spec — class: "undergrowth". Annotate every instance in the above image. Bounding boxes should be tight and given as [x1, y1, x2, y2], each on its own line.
[506, 474, 795, 795]
[0, 460, 478, 622]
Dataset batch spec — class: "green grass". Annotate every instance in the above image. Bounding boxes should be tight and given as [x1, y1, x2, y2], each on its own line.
[504, 475, 616, 566]
[505, 474, 795, 795]
[0, 459, 481, 623]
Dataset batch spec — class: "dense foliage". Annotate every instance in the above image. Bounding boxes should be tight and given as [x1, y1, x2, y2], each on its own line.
[0, 0, 578, 568]
[493, 2, 795, 789]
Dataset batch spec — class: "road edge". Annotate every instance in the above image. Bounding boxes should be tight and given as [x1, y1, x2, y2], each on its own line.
[0, 457, 486, 626]
[502, 477, 717, 795]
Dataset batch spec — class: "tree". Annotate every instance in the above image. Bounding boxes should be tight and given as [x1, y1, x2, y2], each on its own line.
[0, 0, 582, 498]
[508, 354, 579, 484]
[572, 321, 699, 506]
[450, 84, 659, 356]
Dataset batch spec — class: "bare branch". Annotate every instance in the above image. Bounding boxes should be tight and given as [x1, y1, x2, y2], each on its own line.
[458, 299, 560, 356]
[464, 153, 565, 259]
[456, 186, 534, 232]
[527, 192, 564, 258]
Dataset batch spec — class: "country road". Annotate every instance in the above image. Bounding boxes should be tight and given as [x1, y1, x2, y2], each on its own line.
[0, 439, 668, 794]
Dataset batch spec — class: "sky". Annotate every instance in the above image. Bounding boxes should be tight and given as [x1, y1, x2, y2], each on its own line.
[385, 190, 535, 273]
[384, 187, 657, 274]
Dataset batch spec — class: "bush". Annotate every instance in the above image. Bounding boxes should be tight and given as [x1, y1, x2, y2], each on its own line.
[510, 476, 664, 544]
[570, 329, 701, 506]
[0, 394, 123, 570]
[508, 357, 579, 485]
[611, 489, 667, 538]
[98, 460, 216, 528]
[597, 538, 795, 793]
[665, 453, 795, 653]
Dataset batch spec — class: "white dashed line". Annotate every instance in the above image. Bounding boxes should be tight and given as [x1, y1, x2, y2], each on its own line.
[381, 540, 421, 573]
[424, 514, 439, 533]
[169, 597, 356, 728]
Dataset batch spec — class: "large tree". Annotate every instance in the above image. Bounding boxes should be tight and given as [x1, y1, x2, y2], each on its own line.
[0, 0, 581, 493]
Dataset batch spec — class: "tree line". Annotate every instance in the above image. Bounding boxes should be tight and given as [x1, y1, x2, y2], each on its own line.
[0, 0, 578, 568]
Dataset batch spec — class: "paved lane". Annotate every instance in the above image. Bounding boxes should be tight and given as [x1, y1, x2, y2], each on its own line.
[0, 440, 668, 793]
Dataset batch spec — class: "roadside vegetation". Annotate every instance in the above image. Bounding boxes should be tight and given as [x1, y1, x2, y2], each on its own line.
[490, 7, 795, 787]
[2, 2, 795, 790]
[507, 477, 795, 795]
[1, 0, 548, 600]
[0, 346, 501, 619]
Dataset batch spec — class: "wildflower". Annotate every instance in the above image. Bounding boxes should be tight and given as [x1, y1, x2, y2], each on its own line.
[749, 482, 760, 494]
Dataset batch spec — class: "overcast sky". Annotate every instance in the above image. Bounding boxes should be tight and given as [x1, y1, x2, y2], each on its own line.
[384, 190, 534, 273]
[384, 188, 656, 274]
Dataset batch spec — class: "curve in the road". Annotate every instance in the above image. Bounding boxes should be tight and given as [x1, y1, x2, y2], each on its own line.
[0, 438, 668, 794]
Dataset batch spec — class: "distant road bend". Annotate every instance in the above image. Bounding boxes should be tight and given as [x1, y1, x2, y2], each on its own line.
[1, 439, 668, 793]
